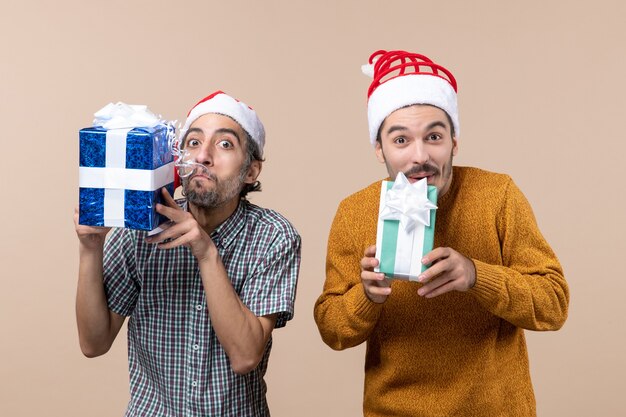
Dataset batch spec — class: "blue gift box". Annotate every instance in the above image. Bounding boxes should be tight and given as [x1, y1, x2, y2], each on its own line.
[79, 124, 175, 231]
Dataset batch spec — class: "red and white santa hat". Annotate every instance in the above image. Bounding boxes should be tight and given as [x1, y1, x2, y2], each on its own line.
[362, 50, 459, 146]
[180, 90, 266, 155]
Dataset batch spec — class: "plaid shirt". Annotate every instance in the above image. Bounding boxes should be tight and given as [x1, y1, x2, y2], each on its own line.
[103, 200, 301, 417]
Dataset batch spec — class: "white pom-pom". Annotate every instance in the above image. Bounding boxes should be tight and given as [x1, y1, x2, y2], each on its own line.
[361, 63, 374, 78]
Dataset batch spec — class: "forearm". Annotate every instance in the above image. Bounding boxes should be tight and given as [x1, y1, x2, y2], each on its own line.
[314, 283, 383, 350]
[199, 252, 272, 375]
[316, 202, 383, 350]
[470, 179, 570, 330]
[469, 259, 569, 330]
[75, 243, 119, 357]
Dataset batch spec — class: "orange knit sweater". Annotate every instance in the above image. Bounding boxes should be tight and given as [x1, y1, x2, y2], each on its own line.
[314, 166, 569, 417]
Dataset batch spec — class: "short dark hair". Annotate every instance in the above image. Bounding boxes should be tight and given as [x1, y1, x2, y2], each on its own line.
[239, 133, 264, 199]
[376, 104, 456, 144]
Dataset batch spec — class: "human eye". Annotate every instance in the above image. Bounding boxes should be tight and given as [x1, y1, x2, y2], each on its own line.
[186, 138, 201, 147]
[426, 133, 442, 142]
[217, 139, 234, 149]
[393, 136, 407, 145]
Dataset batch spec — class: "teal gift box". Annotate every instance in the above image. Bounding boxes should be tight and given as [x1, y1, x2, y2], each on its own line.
[374, 174, 438, 280]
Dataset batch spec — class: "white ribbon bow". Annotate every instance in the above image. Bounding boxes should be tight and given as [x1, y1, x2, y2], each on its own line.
[93, 102, 160, 129]
[379, 172, 437, 232]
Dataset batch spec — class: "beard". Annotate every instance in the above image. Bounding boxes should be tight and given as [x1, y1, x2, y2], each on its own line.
[183, 166, 247, 209]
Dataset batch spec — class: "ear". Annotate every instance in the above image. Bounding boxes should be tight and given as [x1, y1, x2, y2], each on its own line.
[375, 141, 386, 164]
[244, 160, 262, 184]
[452, 137, 459, 157]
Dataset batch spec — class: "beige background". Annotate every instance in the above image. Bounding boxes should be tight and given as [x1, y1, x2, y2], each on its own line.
[1, 0, 625, 415]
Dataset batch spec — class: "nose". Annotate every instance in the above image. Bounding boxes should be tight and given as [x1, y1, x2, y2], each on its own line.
[411, 141, 429, 165]
[194, 142, 213, 166]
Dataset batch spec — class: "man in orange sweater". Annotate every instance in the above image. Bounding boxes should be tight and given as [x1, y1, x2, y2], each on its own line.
[314, 50, 569, 416]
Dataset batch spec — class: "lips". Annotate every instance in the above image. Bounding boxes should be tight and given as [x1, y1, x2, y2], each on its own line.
[404, 163, 440, 182]
[407, 173, 435, 183]
[190, 172, 215, 183]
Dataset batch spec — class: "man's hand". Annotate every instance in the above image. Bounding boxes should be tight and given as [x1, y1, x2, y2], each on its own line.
[145, 188, 215, 261]
[417, 247, 476, 298]
[360, 245, 391, 303]
[73, 208, 111, 251]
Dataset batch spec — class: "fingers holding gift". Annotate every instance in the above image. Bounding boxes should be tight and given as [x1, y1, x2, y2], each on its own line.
[361, 270, 391, 303]
[149, 223, 214, 261]
[152, 187, 185, 225]
[151, 202, 206, 245]
[361, 245, 379, 271]
[420, 246, 452, 269]
[73, 207, 111, 248]
[360, 245, 391, 303]
[160, 187, 180, 210]
[73, 207, 108, 233]
[155, 202, 188, 223]
[417, 247, 477, 297]
[147, 218, 198, 245]
[363, 245, 377, 258]
[154, 226, 203, 250]
[147, 207, 195, 243]
[146, 207, 214, 259]
[418, 276, 457, 298]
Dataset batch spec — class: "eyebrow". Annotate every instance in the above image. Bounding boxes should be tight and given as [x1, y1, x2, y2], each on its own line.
[182, 128, 202, 146]
[425, 121, 449, 131]
[385, 121, 449, 136]
[182, 127, 242, 146]
[385, 125, 409, 136]
[214, 128, 241, 144]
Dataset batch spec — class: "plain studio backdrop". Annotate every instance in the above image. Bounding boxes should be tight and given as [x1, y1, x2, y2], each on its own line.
[1, 1, 624, 416]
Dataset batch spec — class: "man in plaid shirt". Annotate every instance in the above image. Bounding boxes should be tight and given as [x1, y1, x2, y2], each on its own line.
[74, 91, 301, 416]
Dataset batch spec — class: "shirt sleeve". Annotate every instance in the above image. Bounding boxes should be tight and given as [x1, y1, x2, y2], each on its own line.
[313, 202, 384, 351]
[468, 178, 569, 331]
[240, 230, 301, 329]
[102, 228, 140, 317]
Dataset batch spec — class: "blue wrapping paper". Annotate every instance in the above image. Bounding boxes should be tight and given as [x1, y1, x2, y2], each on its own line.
[79, 124, 175, 231]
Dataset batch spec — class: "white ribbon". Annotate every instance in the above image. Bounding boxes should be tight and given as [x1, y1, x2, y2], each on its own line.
[379, 172, 437, 232]
[93, 102, 160, 129]
[78, 162, 175, 191]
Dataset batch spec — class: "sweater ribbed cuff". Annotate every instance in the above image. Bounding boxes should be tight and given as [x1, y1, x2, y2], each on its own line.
[348, 284, 384, 322]
[468, 259, 504, 305]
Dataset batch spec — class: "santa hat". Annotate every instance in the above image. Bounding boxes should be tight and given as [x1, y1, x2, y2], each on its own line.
[362, 50, 459, 146]
[180, 91, 265, 155]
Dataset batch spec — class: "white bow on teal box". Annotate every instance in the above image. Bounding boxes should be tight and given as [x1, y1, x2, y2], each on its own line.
[374, 172, 438, 280]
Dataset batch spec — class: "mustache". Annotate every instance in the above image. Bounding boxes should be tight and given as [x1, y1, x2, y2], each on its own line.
[403, 163, 440, 177]
[182, 164, 217, 183]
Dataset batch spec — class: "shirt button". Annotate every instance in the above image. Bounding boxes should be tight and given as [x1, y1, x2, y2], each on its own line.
[193, 344, 199, 351]
[195, 304, 203, 311]
[191, 381, 198, 387]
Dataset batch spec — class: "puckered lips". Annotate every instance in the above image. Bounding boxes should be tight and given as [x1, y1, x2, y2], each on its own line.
[187, 163, 215, 183]
[190, 171, 216, 184]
